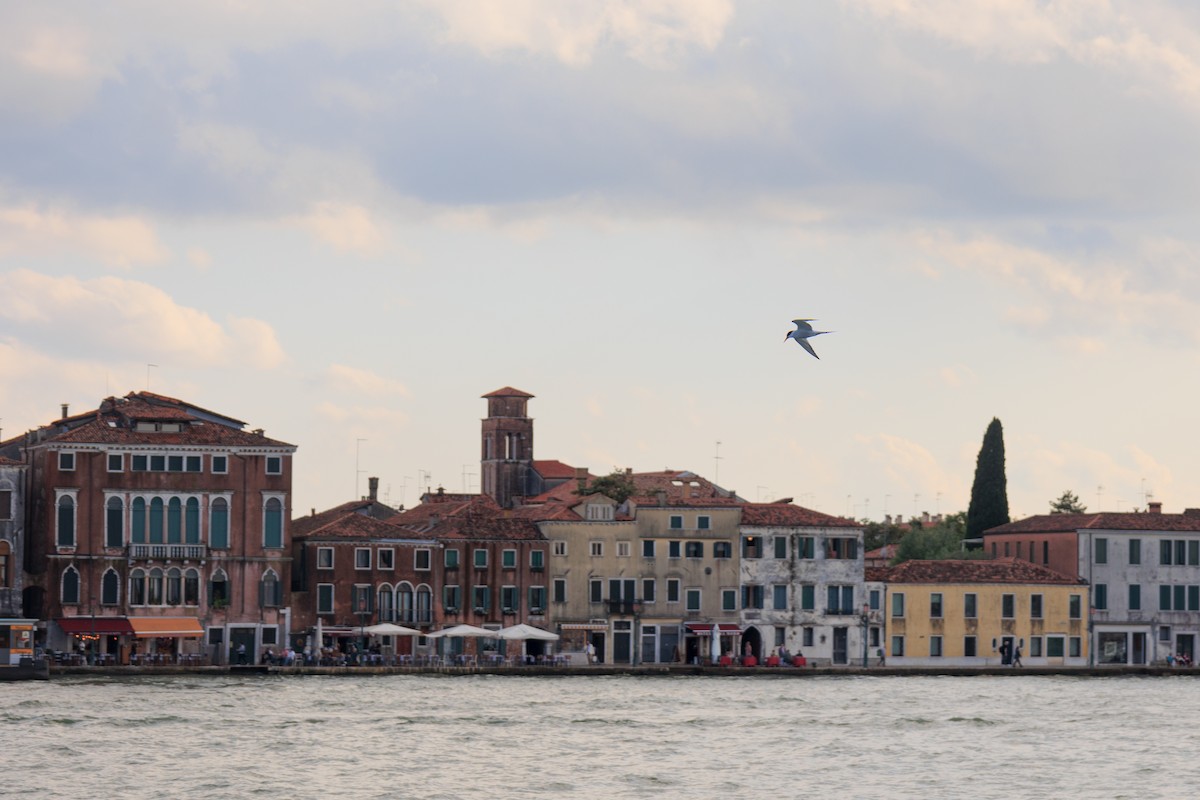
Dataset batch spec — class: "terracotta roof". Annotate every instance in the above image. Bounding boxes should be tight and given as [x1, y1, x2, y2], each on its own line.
[0, 455, 23, 467]
[291, 499, 401, 537]
[481, 386, 534, 398]
[865, 544, 898, 559]
[875, 558, 1083, 585]
[987, 511, 1200, 535]
[532, 460, 578, 480]
[393, 495, 543, 541]
[740, 501, 859, 528]
[296, 512, 422, 542]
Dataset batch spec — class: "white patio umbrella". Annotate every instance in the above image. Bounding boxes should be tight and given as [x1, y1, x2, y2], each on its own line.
[424, 624, 495, 639]
[495, 624, 560, 641]
[711, 623, 722, 663]
[363, 623, 423, 637]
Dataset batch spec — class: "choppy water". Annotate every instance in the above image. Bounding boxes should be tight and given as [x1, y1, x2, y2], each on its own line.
[4, 674, 1199, 799]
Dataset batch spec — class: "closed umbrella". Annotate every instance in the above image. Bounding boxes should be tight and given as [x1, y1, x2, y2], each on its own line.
[711, 623, 722, 664]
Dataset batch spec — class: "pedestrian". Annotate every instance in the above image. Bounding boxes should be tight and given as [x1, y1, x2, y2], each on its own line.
[877, 647, 886, 667]
[585, 639, 596, 665]
[236, 642, 247, 665]
[1013, 644, 1023, 668]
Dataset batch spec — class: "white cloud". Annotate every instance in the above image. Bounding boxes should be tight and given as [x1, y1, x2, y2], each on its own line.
[326, 364, 409, 397]
[0, 204, 168, 268]
[0, 269, 284, 369]
[290, 203, 385, 255]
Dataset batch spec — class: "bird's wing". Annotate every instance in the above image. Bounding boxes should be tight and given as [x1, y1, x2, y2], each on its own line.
[796, 338, 819, 359]
[791, 319, 816, 331]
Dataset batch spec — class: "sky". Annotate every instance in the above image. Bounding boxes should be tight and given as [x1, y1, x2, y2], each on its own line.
[3, 1, 1200, 523]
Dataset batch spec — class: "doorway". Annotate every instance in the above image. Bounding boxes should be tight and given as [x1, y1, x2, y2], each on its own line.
[832, 627, 848, 665]
[1177, 633, 1195, 662]
[229, 627, 257, 665]
[590, 632, 606, 665]
[612, 621, 632, 664]
[742, 626, 762, 661]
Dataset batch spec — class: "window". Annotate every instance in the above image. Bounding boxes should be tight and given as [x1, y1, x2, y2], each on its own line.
[1095, 537, 1108, 564]
[590, 579, 603, 604]
[723, 589, 737, 611]
[129, 569, 146, 605]
[742, 585, 764, 609]
[685, 541, 703, 558]
[930, 593, 943, 618]
[713, 541, 732, 559]
[1129, 539, 1141, 565]
[1001, 594, 1015, 619]
[168, 455, 184, 472]
[62, 566, 80, 604]
[1042, 541, 1049, 565]
[1175, 584, 1186, 611]
[1046, 636, 1065, 658]
[501, 586, 519, 613]
[443, 585, 461, 612]
[685, 589, 701, 612]
[825, 537, 858, 559]
[1190, 540, 1200, 566]
[1161, 540, 1173, 565]
[1069, 637, 1082, 658]
[1129, 584, 1141, 611]
[773, 585, 788, 610]
[56, 493, 76, 547]
[642, 540, 656, 558]
[472, 585, 490, 613]
[1178, 540, 1188, 566]
[263, 497, 283, 549]
[502, 549, 517, 568]
[1159, 585, 1172, 611]
[355, 548, 371, 570]
[266, 456, 282, 475]
[132, 455, 148, 472]
[101, 569, 119, 605]
[107, 453, 123, 472]
[797, 537, 815, 559]
[930, 636, 943, 657]
[667, 579, 681, 603]
[149, 454, 166, 472]
[742, 536, 762, 559]
[668, 541, 681, 559]
[869, 589, 880, 610]
[827, 585, 854, 615]
[697, 516, 710, 530]
[0, 543, 8, 588]
[1030, 637, 1043, 657]
[964, 593, 977, 619]
[531, 550, 545, 570]
[589, 541, 603, 557]
[1190, 585, 1200, 612]
[184, 569, 199, 605]
[1030, 594, 1043, 619]
[148, 568, 165, 605]
[212, 455, 228, 474]
[585, 503, 614, 521]
[149, 497, 164, 544]
[617, 541, 631, 558]
[529, 586, 546, 612]
[414, 549, 431, 571]
[0, 490, 9, 521]
[210, 498, 229, 549]
[186, 455, 202, 472]
[378, 549, 395, 570]
[1094, 584, 1107, 611]
[352, 584, 373, 614]
[317, 547, 334, 569]
[167, 568, 182, 605]
[801, 585, 815, 611]
[891, 592, 905, 618]
[1069, 594, 1082, 619]
[1160, 625, 1172, 642]
[261, 571, 281, 608]
[59, 451, 75, 471]
[552, 541, 567, 557]
[445, 549, 460, 568]
[803, 627, 814, 648]
[964, 636, 977, 657]
[774, 536, 788, 559]
[669, 515, 683, 530]
[185, 498, 200, 544]
[642, 578, 656, 603]
[105, 497, 123, 548]
[553, 579, 567, 604]
[474, 548, 488, 568]
[891, 636, 905, 657]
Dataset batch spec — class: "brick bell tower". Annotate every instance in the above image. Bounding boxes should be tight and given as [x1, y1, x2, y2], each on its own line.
[480, 387, 535, 509]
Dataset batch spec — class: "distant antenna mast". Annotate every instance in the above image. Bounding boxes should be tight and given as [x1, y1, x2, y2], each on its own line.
[714, 441, 722, 485]
[146, 364, 158, 390]
[355, 439, 367, 499]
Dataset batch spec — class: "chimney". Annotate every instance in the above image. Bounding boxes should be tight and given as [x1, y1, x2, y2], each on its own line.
[575, 467, 588, 491]
[61, 403, 69, 419]
[368, 476, 379, 502]
[1148, 501, 1163, 514]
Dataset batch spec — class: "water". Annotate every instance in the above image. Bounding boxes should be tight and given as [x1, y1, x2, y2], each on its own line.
[4, 674, 1199, 799]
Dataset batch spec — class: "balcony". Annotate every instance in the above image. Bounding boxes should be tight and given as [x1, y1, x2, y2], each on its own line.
[130, 544, 207, 561]
[606, 599, 639, 616]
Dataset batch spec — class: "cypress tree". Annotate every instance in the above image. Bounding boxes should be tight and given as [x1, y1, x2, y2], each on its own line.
[966, 417, 1010, 540]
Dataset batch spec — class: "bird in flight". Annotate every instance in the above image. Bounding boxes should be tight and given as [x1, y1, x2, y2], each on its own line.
[785, 318, 832, 359]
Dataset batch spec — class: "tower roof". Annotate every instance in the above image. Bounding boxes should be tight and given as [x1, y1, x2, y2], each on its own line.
[482, 387, 534, 399]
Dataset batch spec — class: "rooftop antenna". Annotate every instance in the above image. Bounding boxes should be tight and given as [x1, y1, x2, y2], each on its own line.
[757, 485, 770, 502]
[1096, 485, 1104, 510]
[355, 438, 367, 499]
[146, 364, 157, 391]
[462, 465, 477, 493]
[713, 441, 722, 485]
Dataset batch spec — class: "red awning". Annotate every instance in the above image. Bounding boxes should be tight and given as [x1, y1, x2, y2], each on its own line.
[56, 617, 134, 636]
[684, 623, 742, 636]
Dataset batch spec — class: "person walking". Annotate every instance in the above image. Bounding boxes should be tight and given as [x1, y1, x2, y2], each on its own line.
[1012, 643, 1023, 668]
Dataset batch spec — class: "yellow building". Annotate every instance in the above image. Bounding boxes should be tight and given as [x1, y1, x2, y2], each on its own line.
[873, 558, 1088, 667]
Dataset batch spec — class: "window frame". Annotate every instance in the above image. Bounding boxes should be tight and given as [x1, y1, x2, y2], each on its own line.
[316, 547, 334, 570]
[355, 548, 372, 570]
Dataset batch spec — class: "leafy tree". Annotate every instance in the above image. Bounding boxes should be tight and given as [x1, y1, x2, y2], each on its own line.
[863, 521, 906, 552]
[577, 470, 636, 505]
[1049, 490, 1087, 514]
[891, 513, 977, 562]
[966, 417, 1010, 539]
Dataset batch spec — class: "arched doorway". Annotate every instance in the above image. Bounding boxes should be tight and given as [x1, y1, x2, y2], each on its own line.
[742, 626, 763, 661]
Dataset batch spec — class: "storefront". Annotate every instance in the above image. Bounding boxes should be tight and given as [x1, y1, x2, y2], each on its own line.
[129, 617, 205, 663]
[53, 617, 135, 663]
[683, 622, 743, 664]
[0, 619, 36, 665]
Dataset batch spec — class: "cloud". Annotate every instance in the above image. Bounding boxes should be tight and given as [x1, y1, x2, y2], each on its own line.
[326, 364, 409, 397]
[290, 203, 385, 254]
[0, 204, 168, 267]
[0, 269, 285, 369]
[314, 400, 409, 428]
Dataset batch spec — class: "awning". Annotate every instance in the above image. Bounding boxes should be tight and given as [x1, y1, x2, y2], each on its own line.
[685, 623, 743, 636]
[560, 623, 608, 631]
[129, 617, 204, 638]
[56, 617, 134, 636]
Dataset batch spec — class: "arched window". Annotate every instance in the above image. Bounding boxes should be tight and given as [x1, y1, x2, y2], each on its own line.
[378, 585, 395, 622]
[129, 569, 146, 605]
[185, 498, 200, 544]
[149, 497, 164, 544]
[57, 495, 76, 547]
[210, 569, 229, 608]
[105, 497, 124, 548]
[101, 569, 120, 605]
[166, 567, 182, 605]
[263, 497, 283, 549]
[132, 497, 146, 544]
[184, 569, 200, 606]
[0, 541, 10, 588]
[61, 565, 80, 604]
[398, 582, 414, 624]
[210, 498, 229, 549]
[148, 568, 164, 605]
[167, 497, 182, 544]
[260, 570, 280, 608]
[416, 584, 432, 625]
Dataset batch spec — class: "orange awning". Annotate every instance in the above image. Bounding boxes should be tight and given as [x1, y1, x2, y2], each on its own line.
[129, 617, 205, 638]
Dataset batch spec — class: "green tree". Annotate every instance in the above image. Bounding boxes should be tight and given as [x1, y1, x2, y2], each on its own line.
[577, 470, 637, 505]
[966, 417, 1010, 539]
[1049, 490, 1087, 514]
[891, 513, 975, 562]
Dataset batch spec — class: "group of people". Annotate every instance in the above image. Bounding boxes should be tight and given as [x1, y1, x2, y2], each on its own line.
[1168, 651, 1193, 667]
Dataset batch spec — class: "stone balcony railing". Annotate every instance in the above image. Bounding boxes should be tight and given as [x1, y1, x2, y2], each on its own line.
[129, 544, 207, 561]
